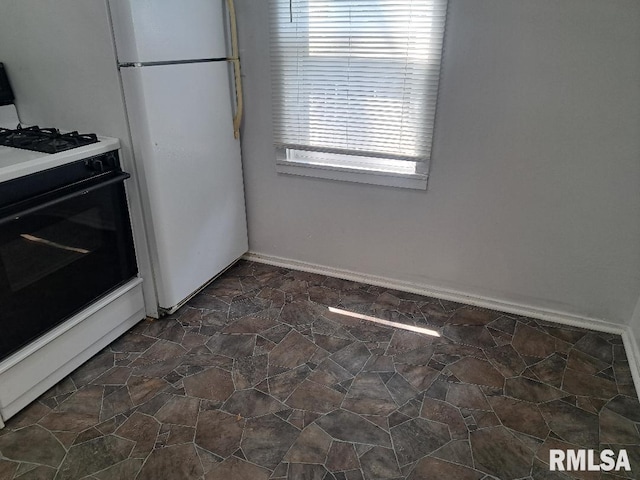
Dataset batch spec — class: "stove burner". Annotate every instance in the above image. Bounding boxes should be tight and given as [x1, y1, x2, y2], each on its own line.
[0, 125, 99, 153]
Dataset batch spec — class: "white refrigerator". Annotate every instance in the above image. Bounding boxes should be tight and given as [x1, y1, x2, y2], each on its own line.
[109, 0, 248, 313]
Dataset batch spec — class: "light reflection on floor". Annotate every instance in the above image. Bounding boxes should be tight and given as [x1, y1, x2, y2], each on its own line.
[327, 306, 441, 337]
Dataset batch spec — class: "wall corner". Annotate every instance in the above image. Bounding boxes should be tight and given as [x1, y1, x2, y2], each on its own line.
[622, 295, 640, 399]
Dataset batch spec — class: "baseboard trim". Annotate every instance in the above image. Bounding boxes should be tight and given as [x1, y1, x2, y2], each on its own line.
[244, 252, 621, 332]
[244, 251, 640, 398]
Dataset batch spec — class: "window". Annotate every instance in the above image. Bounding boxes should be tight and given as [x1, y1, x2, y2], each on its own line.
[269, 0, 448, 189]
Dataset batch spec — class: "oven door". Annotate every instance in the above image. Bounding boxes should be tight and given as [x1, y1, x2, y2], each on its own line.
[0, 171, 137, 361]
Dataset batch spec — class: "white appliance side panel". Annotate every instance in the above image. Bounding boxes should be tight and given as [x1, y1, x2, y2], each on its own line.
[109, 0, 228, 63]
[121, 62, 248, 310]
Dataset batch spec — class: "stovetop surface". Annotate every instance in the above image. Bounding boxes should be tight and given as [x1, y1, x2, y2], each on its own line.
[0, 106, 120, 183]
[0, 137, 120, 183]
[0, 126, 99, 154]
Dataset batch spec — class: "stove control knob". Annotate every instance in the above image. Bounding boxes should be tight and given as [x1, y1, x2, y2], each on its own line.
[89, 158, 105, 172]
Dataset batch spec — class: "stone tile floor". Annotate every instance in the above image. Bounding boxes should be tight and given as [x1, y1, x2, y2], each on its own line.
[1, 261, 639, 479]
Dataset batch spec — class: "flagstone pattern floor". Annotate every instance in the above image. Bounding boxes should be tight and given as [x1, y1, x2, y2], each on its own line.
[1, 261, 639, 480]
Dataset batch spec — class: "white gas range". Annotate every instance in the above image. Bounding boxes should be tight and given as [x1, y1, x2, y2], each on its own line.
[0, 104, 145, 428]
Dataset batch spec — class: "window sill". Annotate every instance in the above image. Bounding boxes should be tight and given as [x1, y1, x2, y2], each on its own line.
[275, 160, 428, 190]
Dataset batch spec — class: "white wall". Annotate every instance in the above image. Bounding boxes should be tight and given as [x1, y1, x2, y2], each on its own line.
[630, 297, 640, 346]
[0, 0, 158, 316]
[236, 0, 640, 324]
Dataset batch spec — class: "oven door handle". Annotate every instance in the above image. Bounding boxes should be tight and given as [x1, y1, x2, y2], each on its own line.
[0, 171, 130, 227]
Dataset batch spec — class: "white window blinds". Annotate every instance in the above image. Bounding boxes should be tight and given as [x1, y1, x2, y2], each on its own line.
[269, 0, 448, 163]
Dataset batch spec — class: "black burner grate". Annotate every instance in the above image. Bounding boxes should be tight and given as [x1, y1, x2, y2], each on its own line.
[0, 125, 99, 153]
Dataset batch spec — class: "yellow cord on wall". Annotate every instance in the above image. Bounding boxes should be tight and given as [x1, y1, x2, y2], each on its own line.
[226, 0, 243, 140]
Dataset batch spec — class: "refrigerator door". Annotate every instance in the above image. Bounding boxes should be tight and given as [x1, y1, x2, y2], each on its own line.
[109, 0, 228, 63]
[121, 61, 248, 311]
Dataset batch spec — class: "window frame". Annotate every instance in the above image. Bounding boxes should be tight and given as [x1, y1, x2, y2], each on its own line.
[270, 0, 447, 190]
[275, 148, 429, 189]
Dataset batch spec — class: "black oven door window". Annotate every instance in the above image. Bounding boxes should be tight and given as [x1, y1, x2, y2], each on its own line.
[0, 177, 137, 361]
[3, 207, 105, 291]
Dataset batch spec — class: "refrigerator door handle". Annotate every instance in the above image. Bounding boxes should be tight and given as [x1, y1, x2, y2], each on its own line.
[226, 0, 243, 140]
